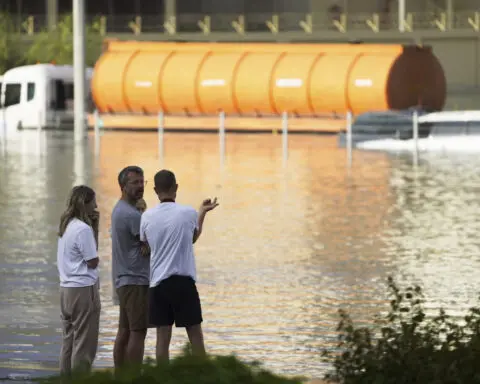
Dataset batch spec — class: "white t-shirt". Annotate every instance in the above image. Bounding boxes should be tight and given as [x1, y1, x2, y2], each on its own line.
[140, 202, 198, 287]
[57, 218, 99, 288]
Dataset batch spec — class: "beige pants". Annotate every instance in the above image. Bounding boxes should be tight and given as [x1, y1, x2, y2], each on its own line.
[59, 282, 101, 375]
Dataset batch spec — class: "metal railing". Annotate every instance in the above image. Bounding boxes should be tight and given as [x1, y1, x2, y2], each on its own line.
[15, 10, 480, 36]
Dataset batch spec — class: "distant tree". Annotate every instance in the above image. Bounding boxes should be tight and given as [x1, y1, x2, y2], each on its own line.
[0, 12, 26, 74]
[25, 14, 103, 67]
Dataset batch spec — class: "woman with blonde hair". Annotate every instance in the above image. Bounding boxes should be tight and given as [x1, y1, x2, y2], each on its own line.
[57, 185, 101, 375]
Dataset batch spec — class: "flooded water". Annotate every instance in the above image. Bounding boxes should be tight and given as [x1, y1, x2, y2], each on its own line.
[1, 130, 480, 381]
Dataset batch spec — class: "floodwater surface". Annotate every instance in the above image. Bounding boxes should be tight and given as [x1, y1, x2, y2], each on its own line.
[1, 131, 480, 380]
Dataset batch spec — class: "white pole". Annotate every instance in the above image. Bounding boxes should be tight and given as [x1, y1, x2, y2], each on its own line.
[94, 109, 100, 155]
[346, 110, 353, 167]
[219, 110, 226, 166]
[37, 110, 42, 132]
[282, 111, 288, 165]
[412, 110, 419, 165]
[73, 142, 86, 186]
[158, 111, 164, 163]
[37, 110, 42, 155]
[398, 0, 406, 32]
[1, 108, 6, 156]
[73, 0, 86, 143]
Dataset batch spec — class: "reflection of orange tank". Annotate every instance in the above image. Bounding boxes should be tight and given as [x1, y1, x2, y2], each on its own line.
[91, 42, 446, 116]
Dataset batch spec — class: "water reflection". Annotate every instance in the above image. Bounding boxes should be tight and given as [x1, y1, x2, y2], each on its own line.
[1, 131, 480, 379]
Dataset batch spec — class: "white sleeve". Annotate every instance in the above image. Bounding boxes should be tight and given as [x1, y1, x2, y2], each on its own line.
[140, 214, 146, 242]
[191, 209, 199, 231]
[77, 227, 97, 261]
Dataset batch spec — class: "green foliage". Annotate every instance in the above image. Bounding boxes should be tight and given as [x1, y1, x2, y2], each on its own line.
[0, 12, 26, 74]
[322, 276, 480, 384]
[25, 14, 102, 67]
[39, 346, 304, 384]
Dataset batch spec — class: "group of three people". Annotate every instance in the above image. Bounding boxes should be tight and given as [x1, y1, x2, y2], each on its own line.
[56, 166, 219, 375]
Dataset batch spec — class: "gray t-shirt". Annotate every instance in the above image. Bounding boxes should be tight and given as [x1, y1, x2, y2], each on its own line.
[111, 200, 149, 289]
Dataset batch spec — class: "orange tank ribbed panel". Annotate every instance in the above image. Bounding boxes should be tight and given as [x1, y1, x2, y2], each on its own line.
[123, 51, 172, 114]
[308, 53, 360, 115]
[91, 51, 133, 113]
[196, 52, 246, 115]
[92, 42, 446, 115]
[271, 53, 320, 115]
[347, 54, 397, 115]
[104, 40, 404, 55]
[234, 52, 284, 115]
[161, 52, 210, 114]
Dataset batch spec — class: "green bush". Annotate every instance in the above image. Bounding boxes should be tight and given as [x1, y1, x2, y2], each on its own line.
[25, 14, 102, 67]
[322, 276, 480, 384]
[0, 12, 27, 74]
[40, 346, 304, 384]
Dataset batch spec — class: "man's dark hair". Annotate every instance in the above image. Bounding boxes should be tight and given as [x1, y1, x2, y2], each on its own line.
[118, 166, 143, 188]
[154, 169, 176, 193]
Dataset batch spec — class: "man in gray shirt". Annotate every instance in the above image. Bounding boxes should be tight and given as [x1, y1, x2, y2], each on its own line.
[111, 166, 150, 369]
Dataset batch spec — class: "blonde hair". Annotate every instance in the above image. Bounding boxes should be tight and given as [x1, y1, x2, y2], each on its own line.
[136, 198, 147, 213]
[58, 185, 96, 237]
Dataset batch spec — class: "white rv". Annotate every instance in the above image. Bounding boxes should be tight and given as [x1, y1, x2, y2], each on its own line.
[0, 64, 94, 133]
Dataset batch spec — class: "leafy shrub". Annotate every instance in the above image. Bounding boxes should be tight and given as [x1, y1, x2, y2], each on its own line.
[40, 346, 304, 384]
[25, 14, 102, 67]
[0, 12, 27, 74]
[322, 276, 480, 384]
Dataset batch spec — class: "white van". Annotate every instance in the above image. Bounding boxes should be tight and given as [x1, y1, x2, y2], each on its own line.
[0, 64, 94, 133]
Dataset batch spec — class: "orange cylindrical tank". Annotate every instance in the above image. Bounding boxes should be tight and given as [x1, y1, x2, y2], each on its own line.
[196, 52, 247, 115]
[123, 51, 173, 114]
[92, 43, 446, 116]
[91, 50, 134, 113]
[233, 52, 285, 115]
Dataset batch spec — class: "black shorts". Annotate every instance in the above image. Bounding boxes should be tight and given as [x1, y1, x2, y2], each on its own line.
[149, 275, 203, 328]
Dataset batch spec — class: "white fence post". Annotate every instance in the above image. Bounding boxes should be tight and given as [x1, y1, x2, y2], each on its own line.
[94, 109, 100, 155]
[346, 110, 353, 167]
[282, 111, 288, 165]
[412, 110, 419, 166]
[158, 111, 165, 163]
[219, 110, 226, 166]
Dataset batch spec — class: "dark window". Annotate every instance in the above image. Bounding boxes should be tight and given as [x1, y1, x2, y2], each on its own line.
[4, 83, 21, 107]
[430, 122, 466, 136]
[54, 80, 66, 110]
[467, 122, 480, 135]
[27, 83, 35, 101]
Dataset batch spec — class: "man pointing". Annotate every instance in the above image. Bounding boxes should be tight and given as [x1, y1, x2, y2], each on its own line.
[140, 169, 219, 361]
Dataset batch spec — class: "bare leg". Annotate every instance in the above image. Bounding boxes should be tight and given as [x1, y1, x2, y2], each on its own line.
[126, 329, 147, 365]
[186, 324, 206, 357]
[156, 326, 173, 362]
[113, 328, 129, 369]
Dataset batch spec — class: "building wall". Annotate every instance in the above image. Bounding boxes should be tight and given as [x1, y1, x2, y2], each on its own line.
[2, 0, 478, 16]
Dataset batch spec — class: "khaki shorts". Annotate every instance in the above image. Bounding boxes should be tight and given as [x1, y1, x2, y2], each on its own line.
[117, 285, 149, 331]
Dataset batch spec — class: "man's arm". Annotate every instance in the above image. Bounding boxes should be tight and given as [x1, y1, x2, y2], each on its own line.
[86, 258, 99, 269]
[138, 214, 150, 257]
[192, 198, 219, 244]
[193, 209, 207, 244]
[79, 227, 99, 269]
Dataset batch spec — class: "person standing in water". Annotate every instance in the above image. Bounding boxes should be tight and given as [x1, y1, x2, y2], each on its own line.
[140, 169, 219, 361]
[111, 166, 150, 369]
[111, 197, 148, 306]
[57, 185, 101, 375]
